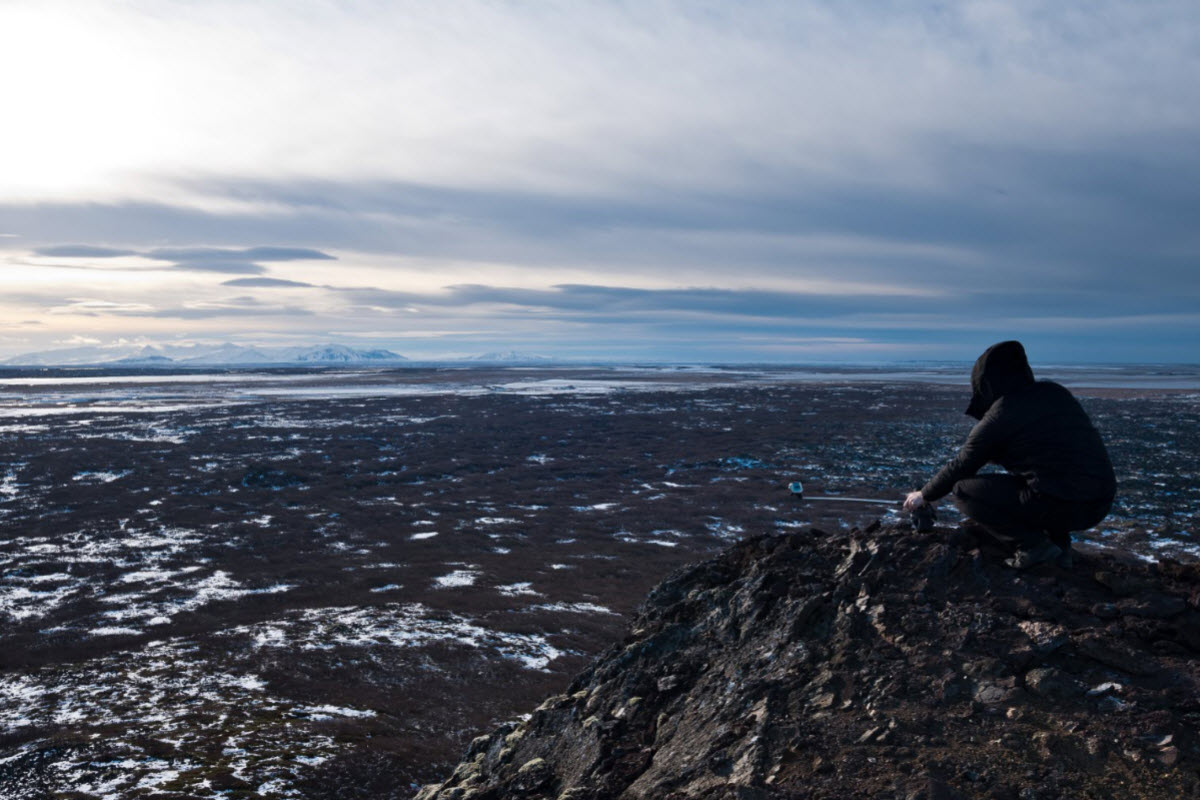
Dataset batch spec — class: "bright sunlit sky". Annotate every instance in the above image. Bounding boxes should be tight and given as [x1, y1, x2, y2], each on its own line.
[1, 1, 1197, 362]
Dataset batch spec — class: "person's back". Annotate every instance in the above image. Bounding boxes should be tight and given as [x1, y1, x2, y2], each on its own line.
[905, 341, 1116, 569]
[983, 380, 1116, 504]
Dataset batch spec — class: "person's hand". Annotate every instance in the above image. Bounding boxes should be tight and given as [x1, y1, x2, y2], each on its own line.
[903, 491, 925, 512]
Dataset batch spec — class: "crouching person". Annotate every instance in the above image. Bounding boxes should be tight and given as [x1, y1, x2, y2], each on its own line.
[903, 340, 1117, 569]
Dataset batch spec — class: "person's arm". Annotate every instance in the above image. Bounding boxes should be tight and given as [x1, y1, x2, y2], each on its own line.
[917, 408, 1005, 503]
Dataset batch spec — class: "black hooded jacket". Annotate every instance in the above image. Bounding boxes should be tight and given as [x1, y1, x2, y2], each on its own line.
[920, 341, 1117, 504]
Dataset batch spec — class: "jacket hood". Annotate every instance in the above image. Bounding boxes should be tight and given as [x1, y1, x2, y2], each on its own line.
[966, 340, 1035, 419]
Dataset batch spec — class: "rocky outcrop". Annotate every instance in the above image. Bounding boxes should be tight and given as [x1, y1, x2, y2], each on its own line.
[416, 523, 1200, 799]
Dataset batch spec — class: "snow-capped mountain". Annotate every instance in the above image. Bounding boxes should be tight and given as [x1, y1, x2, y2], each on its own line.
[285, 344, 404, 363]
[2, 343, 408, 367]
[465, 351, 555, 363]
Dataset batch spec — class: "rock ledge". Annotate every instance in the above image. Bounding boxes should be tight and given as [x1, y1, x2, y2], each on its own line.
[417, 523, 1200, 799]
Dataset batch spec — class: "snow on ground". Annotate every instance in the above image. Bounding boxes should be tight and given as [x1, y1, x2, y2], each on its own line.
[0, 637, 358, 799]
[227, 602, 568, 670]
[433, 569, 480, 589]
[0, 523, 293, 631]
[0, 367, 1194, 797]
[497, 582, 541, 597]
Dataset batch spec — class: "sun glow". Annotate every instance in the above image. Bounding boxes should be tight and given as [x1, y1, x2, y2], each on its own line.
[0, 6, 179, 199]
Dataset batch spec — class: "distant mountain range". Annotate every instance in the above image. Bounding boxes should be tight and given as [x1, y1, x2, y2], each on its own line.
[464, 351, 555, 363]
[1, 343, 408, 367]
[0, 344, 559, 367]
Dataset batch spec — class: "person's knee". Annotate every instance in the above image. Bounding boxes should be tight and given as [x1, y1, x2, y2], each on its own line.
[949, 482, 973, 513]
[1066, 499, 1111, 534]
[950, 476, 996, 502]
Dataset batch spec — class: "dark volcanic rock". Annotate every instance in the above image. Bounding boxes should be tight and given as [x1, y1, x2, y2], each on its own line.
[416, 525, 1200, 799]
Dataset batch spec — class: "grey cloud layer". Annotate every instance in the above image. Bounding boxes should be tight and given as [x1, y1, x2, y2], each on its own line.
[331, 281, 1196, 328]
[29, 244, 337, 275]
[6, 137, 1198, 317]
[2, 2, 1198, 360]
[145, 246, 335, 263]
[222, 277, 316, 288]
[34, 245, 139, 258]
[49, 295, 315, 320]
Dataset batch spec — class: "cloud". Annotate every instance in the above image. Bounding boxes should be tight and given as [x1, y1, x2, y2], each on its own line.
[168, 260, 269, 274]
[418, 283, 922, 319]
[34, 245, 138, 257]
[160, 296, 316, 319]
[43, 294, 314, 320]
[141, 245, 335, 274]
[4, 1, 1198, 203]
[1, 2, 1198, 361]
[243, 246, 336, 261]
[49, 299, 156, 316]
[3, 154, 1196, 342]
[11, 240, 338, 275]
[145, 246, 334, 263]
[222, 277, 314, 288]
[328, 260, 1189, 323]
[7, 149, 1196, 297]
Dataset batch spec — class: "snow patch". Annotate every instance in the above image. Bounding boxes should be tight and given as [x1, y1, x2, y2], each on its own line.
[434, 569, 479, 589]
[497, 582, 541, 597]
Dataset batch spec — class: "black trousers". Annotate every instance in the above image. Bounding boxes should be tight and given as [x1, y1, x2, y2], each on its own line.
[951, 474, 1112, 549]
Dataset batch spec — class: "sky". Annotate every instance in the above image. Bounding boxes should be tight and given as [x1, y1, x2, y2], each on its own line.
[1, 1, 1198, 363]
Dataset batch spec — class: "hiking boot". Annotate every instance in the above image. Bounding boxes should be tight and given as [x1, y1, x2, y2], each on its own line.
[1004, 540, 1063, 570]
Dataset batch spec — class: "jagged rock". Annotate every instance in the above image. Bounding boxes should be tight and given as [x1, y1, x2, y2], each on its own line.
[417, 525, 1200, 799]
[906, 776, 967, 800]
[1117, 594, 1188, 619]
[1093, 570, 1155, 596]
[973, 677, 1018, 706]
[1097, 695, 1132, 713]
[1176, 614, 1200, 652]
[1072, 633, 1152, 675]
[1024, 667, 1084, 699]
[1017, 620, 1068, 655]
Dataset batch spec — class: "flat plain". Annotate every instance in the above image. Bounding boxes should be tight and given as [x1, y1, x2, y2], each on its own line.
[0, 367, 1196, 798]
